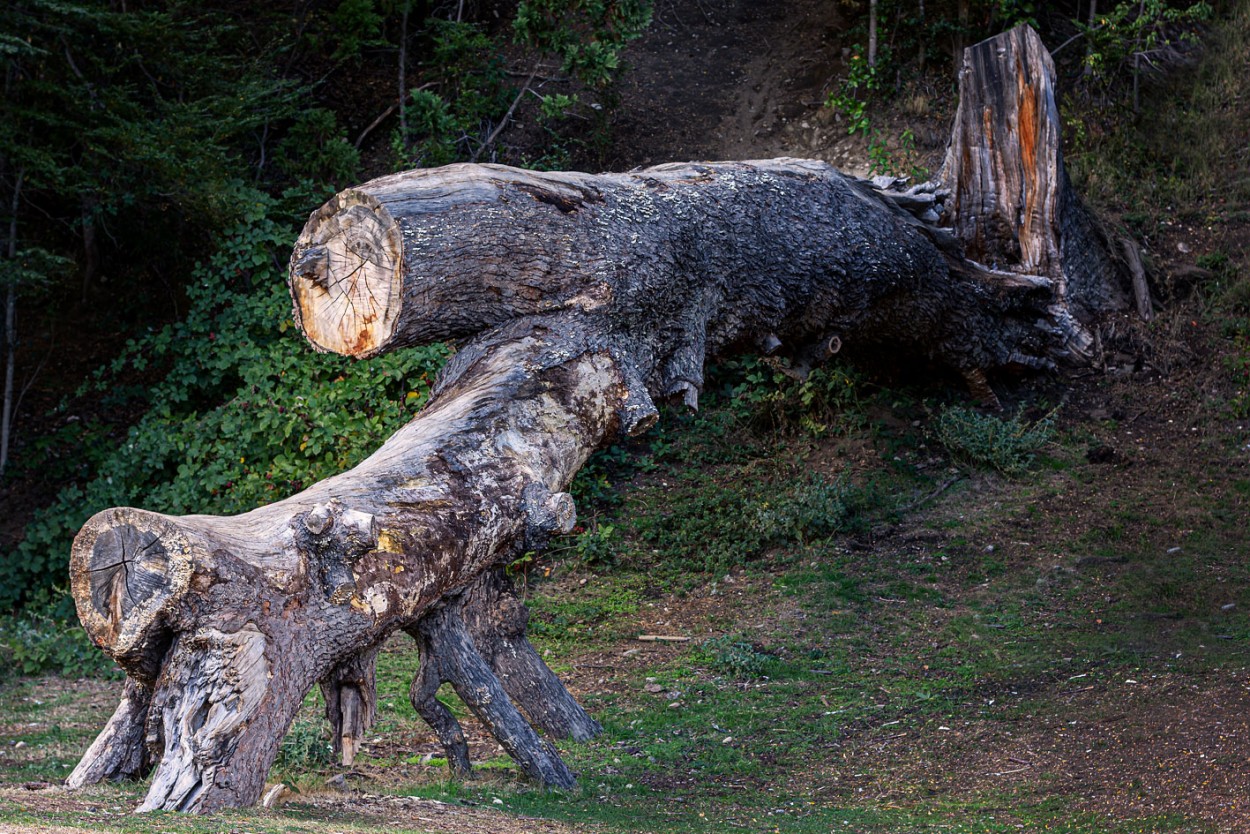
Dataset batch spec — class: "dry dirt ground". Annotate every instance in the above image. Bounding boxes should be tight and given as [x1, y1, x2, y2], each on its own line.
[606, 0, 952, 174]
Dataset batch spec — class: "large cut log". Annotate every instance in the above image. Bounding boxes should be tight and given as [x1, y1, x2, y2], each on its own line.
[68, 26, 1127, 814]
[289, 157, 1070, 382]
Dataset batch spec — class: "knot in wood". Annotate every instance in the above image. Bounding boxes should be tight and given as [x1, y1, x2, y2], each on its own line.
[294, 502, 378, 605]
[519, 484, 576, 551]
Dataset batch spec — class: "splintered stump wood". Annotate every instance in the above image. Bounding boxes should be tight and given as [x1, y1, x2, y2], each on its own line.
[68, 25, 1126, 813]
[939, 24, 1127, 347]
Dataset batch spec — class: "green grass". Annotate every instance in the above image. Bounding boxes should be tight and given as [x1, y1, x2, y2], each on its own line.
[3, 358, 1242, 833]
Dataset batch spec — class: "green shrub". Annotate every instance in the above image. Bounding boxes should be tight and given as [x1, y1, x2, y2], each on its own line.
[513, 0, 652, 89]
[0, 615, 120, 680]
[933, 405, 1056, 475]
[630, 470, 866, 574]
[275, 720, 333, 772]
[752, 475, 854, 545]
[573, 522, 619, 567]
[700, 634, 776, 679]
[2, 193, 450, 613]
[722, 356, 863, 437]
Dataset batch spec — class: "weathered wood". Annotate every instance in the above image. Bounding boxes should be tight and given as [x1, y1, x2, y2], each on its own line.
[940, 24, 1126, 356]
[404, 567, 601, 782]
[407, 596, 576, 788]
[69, 25, 1129, 814]
[321, 647, 379, 767]
[65, 678, 151, 788]
[1120, 237, 1153, 322]
[70, 322, 623, 811]
[460, 569, 601, 743]
[290, 157, 1068, 387]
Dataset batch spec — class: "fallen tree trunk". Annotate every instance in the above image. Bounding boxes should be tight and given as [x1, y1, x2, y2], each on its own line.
[69, 25, 1126, 813]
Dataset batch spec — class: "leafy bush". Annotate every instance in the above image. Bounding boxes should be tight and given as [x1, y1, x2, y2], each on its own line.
[752, 475, 855, 545]
[0, 615, 120, 680]
[631, 470, 865, 574]
[722, 357, 863, 437]
[825, 46, 883, 137]
[2, 192, 450, 612]
[933, 405, 1056, 475]
[275, 720, 333, 772]
[700, 634, 776, 679]
[572, 522, 619, 567]
[513, 0, 653, 89]
[395, 20, 512, 167]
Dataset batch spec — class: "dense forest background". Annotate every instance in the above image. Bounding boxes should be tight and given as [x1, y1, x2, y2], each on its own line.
[0, 0, 1227, 620]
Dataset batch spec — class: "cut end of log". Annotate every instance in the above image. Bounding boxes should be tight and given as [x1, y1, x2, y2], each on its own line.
[70, 508, 197, 680]
[290, 189, 403, 358]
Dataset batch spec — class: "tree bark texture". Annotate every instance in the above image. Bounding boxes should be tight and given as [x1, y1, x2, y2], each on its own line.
[290, 155, 1075, 383]
[940, 24, 1125, 351]
[65, 677, 152, 788]
[70, 26, 1127, 814]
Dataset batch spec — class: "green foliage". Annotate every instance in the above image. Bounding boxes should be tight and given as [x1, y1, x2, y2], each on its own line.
[751, 475, 855, 545]
[867, 127, 927, 180]
[699, 634, 776, 679]
[2, 0, 306, 272]
[723, 357, 863, 437]
[395, 20, 511, 167]
[2, 194, 450, 611]
[274, 108, 361, 189]
[933, 405, 1056, 475]
[398, 88, 463, 167]
[0, 247, 72, 301]
[571, 522, 620, 567]
[825, 47, 881, 137]
[324, 0, 388, 62]
[630, 470, 865, 574]
[275, 720, 333, 772]
[1078, 1, 1213, 97]
[995, 0, 1038, 29]
[526, 582, 640, 645]
[513, 0, 653, 88]
[0, 615, 120, 679]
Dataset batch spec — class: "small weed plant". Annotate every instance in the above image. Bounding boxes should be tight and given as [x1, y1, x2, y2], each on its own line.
[725, 357, 863, 437]
[934, 404, 1057, 475]
[826, 46, 881, 137]
[274, 719, 333, 773]
[700, 634, 776, 679]
[752, 474, 855, 545]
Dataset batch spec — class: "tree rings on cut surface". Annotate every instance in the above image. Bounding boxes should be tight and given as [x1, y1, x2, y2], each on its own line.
[290, 189, 403, 358]
[70, 507, 195, 679]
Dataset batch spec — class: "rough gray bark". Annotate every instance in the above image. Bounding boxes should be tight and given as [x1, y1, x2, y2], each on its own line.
[321, 647, 379, 767]
[71, 322, 618, 811]
[290, 156, 1067, 386]
[407, 585, 576, 788]
[406, 567, 601, 782]
[460, 568, 601, 743]
[69, 25, 1127, 814]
